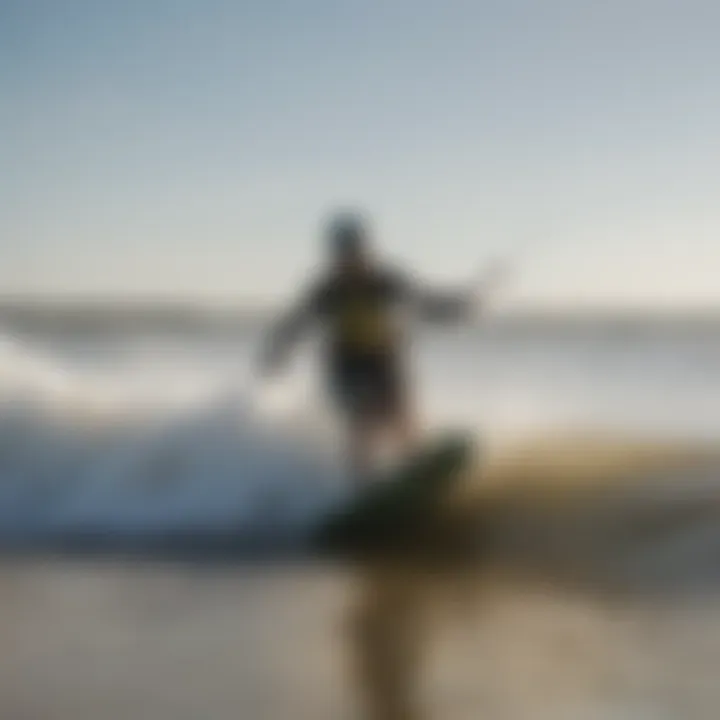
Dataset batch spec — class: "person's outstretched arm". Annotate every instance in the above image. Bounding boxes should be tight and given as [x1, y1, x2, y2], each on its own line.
[412, 281, 475, 322]
[405, 259, 510, 323]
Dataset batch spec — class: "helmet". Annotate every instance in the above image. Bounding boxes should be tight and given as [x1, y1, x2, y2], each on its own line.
[325, 210, 369, 255]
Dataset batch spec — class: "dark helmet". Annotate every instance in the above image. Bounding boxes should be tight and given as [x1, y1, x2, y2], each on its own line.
[324, 210, 369, 256]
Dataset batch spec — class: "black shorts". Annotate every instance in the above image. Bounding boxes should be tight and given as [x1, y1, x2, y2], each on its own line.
[328, 351, 405, 421]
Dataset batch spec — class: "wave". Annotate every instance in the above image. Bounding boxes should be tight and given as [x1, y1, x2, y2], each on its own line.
[0, 335, 348, 552]
[0, 331, 718, 560]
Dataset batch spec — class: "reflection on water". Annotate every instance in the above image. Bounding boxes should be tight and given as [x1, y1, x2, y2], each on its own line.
[350, 567, 429, 720]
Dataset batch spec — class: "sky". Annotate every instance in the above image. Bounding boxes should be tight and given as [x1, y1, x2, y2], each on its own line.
[2, 0, 720, 309]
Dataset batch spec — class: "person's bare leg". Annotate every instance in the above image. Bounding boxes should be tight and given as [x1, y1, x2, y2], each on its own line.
[395, 408, 417, 454]
[348, 416, 377, 487]
[388, 392, 418, 461]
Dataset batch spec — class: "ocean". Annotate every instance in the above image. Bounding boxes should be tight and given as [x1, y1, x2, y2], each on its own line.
[2, 306, 720, 719]
[0, 308, 717, 549]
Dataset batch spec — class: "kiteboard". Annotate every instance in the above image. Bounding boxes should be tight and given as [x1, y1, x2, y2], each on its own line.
[312, 431, 474, 555]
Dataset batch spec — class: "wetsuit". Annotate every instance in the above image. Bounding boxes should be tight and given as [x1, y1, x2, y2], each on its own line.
[312, 267, 408, 421]
[264, 264, 469, 422]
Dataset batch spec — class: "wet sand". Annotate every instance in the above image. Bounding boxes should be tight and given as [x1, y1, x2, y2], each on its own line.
[1, 559, 354, 720]
[3, 557, 720, 720]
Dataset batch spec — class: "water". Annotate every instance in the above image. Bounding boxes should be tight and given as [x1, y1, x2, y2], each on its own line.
[3, 310, 720, 719]
[0, 314, 717, 548]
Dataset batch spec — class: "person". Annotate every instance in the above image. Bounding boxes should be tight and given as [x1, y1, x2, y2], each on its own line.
[258, 210, 494, 484]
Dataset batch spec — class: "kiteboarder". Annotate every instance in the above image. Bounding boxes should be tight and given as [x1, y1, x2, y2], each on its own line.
[258, 210, 500, 484]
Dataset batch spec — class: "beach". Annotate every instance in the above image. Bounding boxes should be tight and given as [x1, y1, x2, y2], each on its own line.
[1, 312, 720, 718]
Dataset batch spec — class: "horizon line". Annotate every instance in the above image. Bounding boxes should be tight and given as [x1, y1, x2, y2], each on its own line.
[0, 293, 719, 319]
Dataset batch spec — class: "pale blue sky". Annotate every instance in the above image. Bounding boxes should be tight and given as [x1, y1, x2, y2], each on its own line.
[3, 0, 720, 307]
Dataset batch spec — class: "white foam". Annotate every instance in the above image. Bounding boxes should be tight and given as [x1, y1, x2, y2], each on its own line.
[0, 327, 716, 544]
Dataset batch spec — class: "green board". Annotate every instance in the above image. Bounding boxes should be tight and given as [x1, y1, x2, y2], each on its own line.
[312, 431, 474, 555]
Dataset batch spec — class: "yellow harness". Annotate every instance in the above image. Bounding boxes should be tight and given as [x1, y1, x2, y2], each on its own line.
[334, 293, 392, 350]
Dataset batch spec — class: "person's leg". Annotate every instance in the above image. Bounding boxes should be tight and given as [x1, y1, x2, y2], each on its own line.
[336, 353, 412, 486]
[382, 356, 419, 460]
[390, 397, 417, 455]
[340, 363, 386, 486]
[347, 413, 376, 487]
[329, 355, 375, 486]
[345, 355, 417, 477]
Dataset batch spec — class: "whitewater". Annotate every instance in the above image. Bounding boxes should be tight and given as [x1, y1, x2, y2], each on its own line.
[4, 314, 720, 720]
[0, 317, 717, 551]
